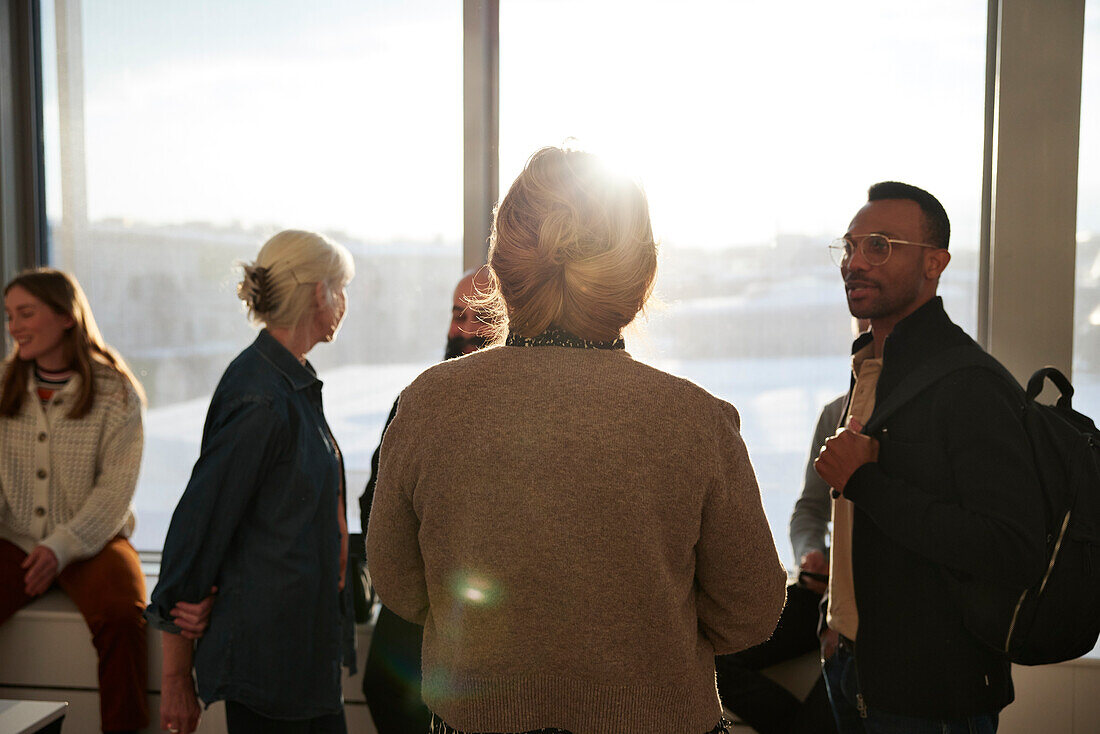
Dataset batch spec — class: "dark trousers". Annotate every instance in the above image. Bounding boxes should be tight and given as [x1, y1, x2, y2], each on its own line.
[0, 538, 148, 732]
[822, 643, 999, 734]
[715, 583, 836, 734]
[225, 701, 347, 734]
[363, 604, 432, 734]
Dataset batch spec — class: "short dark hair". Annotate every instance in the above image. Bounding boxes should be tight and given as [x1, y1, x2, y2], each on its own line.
[867, 181, 950, 250]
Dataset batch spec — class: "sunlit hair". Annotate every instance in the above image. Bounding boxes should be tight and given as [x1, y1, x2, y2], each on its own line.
[479, 146, 658, 341]
[1, 268, 145, 419]
[238, 229, 354, 330]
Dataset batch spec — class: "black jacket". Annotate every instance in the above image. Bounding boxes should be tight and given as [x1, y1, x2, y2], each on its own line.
[843, 297, 1046, 718]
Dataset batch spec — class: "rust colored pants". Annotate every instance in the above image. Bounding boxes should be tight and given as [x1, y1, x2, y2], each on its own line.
[0, 536, 149, 732]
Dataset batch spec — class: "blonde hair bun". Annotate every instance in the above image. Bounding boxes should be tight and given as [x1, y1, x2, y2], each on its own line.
[238, 230, 355, 329]
[484, 147, 657, 341]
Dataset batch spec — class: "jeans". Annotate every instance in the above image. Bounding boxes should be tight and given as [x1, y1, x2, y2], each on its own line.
[822, 642, 998, 734]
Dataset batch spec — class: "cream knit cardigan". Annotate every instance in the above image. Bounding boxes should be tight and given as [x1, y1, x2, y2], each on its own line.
[368, 345, 787, 734]
[0, 362, 144, 570]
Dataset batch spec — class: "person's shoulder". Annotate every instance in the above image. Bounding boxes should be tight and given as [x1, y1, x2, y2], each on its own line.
[610, 356, 744, 431]
[205, 343, 290, 418]
[398, 346, 501, 405]
[624, 354, 730, 399]
[819, 392, 848, 423]
[219, 341, 284, 390]
[942, 364, 1021, 401]
[929, 345, 1024, 419]
[89, 360, 140, 405]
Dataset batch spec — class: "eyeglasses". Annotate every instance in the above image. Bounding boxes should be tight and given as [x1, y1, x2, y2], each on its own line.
[828, 234, 939, 267]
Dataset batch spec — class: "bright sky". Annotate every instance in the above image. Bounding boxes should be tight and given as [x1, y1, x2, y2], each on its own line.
[43, 0, 463, 241]
[500, 0, 991, 248]
[40, 1, 1097, 248]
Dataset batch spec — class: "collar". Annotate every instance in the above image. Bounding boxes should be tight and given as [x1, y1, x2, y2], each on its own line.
[21, 362, 82, 398]
[850, 341, 879, 378]
[849, 296, 953, 360]
[506, 327, 625, 350]
[885, 296, 950, 344]
[253, 329, 320, 391]
[850, 296, 975, 397]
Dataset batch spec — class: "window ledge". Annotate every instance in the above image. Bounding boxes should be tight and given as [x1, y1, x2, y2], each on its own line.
[0, 588, 371, 701]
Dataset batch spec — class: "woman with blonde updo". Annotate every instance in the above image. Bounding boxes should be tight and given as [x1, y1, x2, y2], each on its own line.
[367, 147, 786, 734]
[147, 230, 357, 734]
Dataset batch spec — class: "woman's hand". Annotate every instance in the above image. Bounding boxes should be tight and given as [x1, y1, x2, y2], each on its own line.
[21, 546, 59, 596]
[170, 587, 218, 640]
[160, 671, 202, 734]
[161, 632, 201, 733]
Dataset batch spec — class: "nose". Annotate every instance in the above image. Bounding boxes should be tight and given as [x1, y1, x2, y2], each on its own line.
[844, 244, 872, 274]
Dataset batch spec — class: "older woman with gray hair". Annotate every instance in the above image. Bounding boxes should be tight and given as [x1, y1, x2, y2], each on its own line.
[367, 147, 786, 734]
[147, 230, 356, 734]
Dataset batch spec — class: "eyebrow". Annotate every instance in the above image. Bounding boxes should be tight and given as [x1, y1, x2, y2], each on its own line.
[844, 230, 904, 239]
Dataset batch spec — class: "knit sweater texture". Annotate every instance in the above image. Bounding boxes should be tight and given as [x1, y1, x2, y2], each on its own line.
[367, 344, 786, 734]
[0, 361, 144, 570]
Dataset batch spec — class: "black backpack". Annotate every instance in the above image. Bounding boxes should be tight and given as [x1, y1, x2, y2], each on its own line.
[864, 346, 1100, 665]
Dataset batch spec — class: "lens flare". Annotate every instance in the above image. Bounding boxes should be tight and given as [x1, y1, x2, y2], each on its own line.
[449, 571, 500, 607]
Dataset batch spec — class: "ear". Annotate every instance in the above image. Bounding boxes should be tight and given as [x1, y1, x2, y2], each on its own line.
[924, 248, 951, 281]
[313, 281, 327, 308]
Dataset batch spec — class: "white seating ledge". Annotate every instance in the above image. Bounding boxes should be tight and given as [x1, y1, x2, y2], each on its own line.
[1, 586, 1098, 733]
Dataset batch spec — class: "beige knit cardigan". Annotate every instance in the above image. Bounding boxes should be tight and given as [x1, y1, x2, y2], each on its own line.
[367, 344, 786, 734]
[0, 362, 144, 570]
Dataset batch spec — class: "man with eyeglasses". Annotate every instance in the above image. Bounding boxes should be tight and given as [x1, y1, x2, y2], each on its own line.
[813, 182, 1045, 733]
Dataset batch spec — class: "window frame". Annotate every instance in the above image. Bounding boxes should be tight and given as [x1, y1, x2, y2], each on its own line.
[0, 0, 1089, 562]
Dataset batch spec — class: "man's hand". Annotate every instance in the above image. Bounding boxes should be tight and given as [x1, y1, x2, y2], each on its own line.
[814, 418, 879, 495]
[170, 587, 217, 641]
[798, 549, 828, 595]
[160, 672, 201, 734]
[21, 546, 59, 596]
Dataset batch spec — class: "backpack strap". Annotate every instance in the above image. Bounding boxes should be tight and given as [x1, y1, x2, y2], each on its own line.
[863, 345, 1017, 436]
[1025, 367, 1074, 410]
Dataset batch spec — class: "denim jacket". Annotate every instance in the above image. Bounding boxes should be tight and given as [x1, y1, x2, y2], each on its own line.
[146, 330, 356, 719]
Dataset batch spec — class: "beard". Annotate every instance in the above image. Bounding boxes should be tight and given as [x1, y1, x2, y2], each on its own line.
[844, 272, 924, 321]
[444, 334, 491, 360]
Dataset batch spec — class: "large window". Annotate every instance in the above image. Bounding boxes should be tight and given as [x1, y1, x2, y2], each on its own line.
[501, 0, 986, 564]
[32, 1, 1086, 573]
[39, 0, 462, 547]
[1075, 2, 1100, 418]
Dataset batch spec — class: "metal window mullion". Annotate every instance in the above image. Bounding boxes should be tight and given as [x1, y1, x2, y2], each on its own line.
[0, 0, 47, 294]
[463, 0, 498, 272]
[983, 0, 1085, 385]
